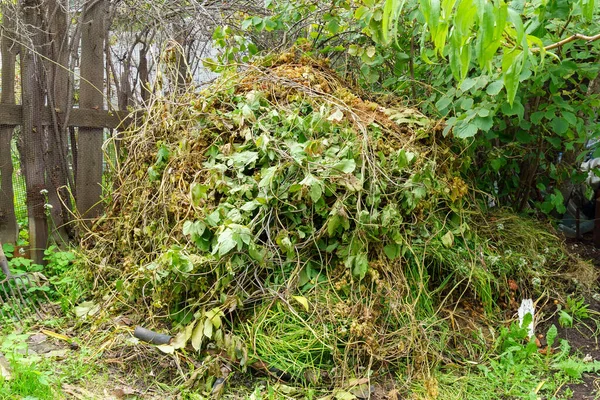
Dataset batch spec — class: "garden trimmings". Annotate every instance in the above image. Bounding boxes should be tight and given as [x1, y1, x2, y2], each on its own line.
[81, 53, 576, 384]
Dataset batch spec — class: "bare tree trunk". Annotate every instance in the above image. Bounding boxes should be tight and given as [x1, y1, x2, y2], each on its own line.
[21, 0, 49, 264]
[0, 4, 18, 244]
[139, 43, 150, 104]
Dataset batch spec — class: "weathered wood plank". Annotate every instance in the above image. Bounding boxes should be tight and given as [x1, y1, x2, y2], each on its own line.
[21, 0, 48, 265]
[0, 3, 18, 245]
[0, 104, 130, 129]
[76, 0, 108, 220]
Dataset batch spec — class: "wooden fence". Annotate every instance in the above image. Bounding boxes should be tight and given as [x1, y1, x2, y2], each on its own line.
[0, 1, 129, 264]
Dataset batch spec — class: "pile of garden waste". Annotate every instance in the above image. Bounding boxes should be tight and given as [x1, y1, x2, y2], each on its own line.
[80, 50, 583, 387]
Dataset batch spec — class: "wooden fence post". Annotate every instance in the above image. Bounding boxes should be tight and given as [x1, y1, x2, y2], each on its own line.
[44, 0, 72, 244]
[76, 0, 107, 221]
[0, 5, 18, 245]
[21, 0, 49, 264]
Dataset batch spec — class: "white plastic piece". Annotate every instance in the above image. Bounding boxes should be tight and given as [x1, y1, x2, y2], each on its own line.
[518, 299, 535, 339]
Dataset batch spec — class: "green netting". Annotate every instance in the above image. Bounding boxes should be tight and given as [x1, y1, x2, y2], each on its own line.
[11, 138, 26, 222]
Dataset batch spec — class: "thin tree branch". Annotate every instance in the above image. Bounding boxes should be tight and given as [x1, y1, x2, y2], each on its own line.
[532, 32, 600, 52]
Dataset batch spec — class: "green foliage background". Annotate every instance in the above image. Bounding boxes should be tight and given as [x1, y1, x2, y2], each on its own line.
[215, 0, 600, 213]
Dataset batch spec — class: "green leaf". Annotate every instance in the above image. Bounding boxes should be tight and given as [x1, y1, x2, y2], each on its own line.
[581, 0, 595, 21]
[546, 324, 558, 348]
[241, 18, 253, 31]
[352, 253, 369, 280]
[501, 100, 524, 121]
[460, 97, 474, 110]
[473, 116, 494, 131]
[205, 210, 220, 227]
[327, 215, 341, 237]
[310, 183, 323, 203]
[366, 46, 376, 58]
[215, 228, 237, 257]
[332, 159, 356, 174]
[460, 78, 477, 92]
[183, 220, 206, 237]
[502, 49, 524, 105]
[530, 111, 545, 125]
[301, 174, 323, 202]
[562, 112, 577, 126]
[486, 80, 504, 95]
[441, 230, 454, 247]
[550, 117, 569, 135]
[397, 149, 416, 168]
[435, 96, 452, 111]
[384, 243, 401, 260]
[203, 318, 213, 339]
[454, 122, 478, 138]
[558, 310, 573, 327]
[191, 184, 208, 206]
[259, 166, 277, 188]
[206, 308, 224, 330]
[382, 0, 406, 44]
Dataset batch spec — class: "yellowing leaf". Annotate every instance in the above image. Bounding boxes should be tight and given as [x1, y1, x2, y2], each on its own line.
[171, 321, 196, 350]
[74, 301, 100, 319]
[292, 295, 310, 312]
[156, 344, 175, 354]
[205, 308, 225, 330]
[327, 108, 344, 122]
[191, 319, 204, 351]
[334, 391, 357, 400]
[366, 46, 376, 58]
[203, 318, 213, 339]
[441, 230, 454, 248]
[41, 330, 71, 342]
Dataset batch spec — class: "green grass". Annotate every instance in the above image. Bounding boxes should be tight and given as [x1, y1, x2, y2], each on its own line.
[0, 362, 57, 400]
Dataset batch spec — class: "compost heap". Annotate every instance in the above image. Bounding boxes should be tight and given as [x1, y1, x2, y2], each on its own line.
[82, 53, 576, 385]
